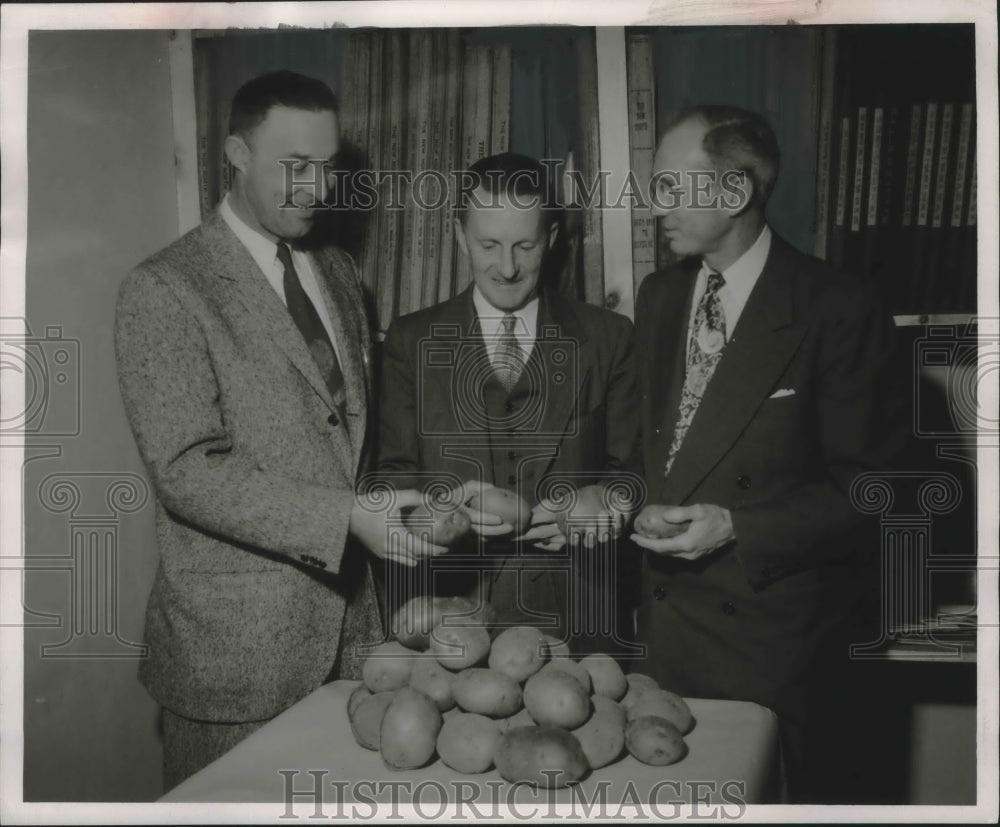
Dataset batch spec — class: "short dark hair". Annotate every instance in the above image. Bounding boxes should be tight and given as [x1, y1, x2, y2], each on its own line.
[663, 105, 780, 205]
[458, 152, 562, 224]
[228, 70, 339, 139]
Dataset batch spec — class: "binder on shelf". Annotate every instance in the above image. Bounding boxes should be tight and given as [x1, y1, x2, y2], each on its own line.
[626, 32, 657, 297]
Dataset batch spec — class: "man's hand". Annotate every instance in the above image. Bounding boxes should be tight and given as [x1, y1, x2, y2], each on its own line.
[456, 480, 515, 537]
[515, 501, 567, 551]
[350, 489, 448, 566]
[630, 503, 734, 561]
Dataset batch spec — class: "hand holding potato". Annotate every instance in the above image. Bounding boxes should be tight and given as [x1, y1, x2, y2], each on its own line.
[631, 503, 734, 560]
[350, 488, 449, 566]
[462, 482, 530, 536]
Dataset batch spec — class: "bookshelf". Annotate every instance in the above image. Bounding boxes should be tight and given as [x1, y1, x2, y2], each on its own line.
[172, 24, 979, 329]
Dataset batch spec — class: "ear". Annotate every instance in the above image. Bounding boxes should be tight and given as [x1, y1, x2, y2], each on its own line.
[224, 134, 251, 174]
[721, 169, 755, 218]
[454, 217, 469, 257]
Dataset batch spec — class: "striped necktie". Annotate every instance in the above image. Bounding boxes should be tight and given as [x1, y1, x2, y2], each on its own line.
[493, 314, 525, 393]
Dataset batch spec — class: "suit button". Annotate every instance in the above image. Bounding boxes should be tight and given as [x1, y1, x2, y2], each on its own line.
[737, 475, 752, 489]
[328, 413, 340, 426]
[721, 601, 736, 615]
[653, 585, 666, 601]
[507, 474, 517, 486]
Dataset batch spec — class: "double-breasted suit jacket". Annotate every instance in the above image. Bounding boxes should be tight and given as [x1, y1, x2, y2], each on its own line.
[633, 233, 905, 721]
[115, 210, 381, 724]
[376, 287, 641, 645]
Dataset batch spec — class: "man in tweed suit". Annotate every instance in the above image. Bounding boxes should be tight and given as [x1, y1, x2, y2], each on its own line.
[115, 71, 441, 790]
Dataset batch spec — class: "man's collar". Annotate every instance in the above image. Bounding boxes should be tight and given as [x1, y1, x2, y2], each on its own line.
[220, 193, 281, 271]
[471, 286, 539, 337]
[706, 225, 772, 286]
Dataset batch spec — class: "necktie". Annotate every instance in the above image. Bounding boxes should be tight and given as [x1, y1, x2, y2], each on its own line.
[493, 314, 525, 393]
[665, 269, 727, 477]
[277, 242, 347, 420]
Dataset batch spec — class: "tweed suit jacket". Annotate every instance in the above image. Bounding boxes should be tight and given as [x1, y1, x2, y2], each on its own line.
[633, 233, 906, 716]
[115, 209, 381, 723]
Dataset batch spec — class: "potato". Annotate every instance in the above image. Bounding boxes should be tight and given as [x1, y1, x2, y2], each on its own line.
[408, 657, 456, 711]
[590, 694, 627, 730]
[437, 712, 503, 773]
[626, 688, 694, 734]
[625, 715, 687, 766]
[540, 659, 592, 694]
[634, 505, 691, 540]
[494, 726, 589, 788]
[489, 626, 550, 683]
[429, 623, 491, 671]
[452, 668, 523, 718]
[347, 683, 372, 717]
[572, 698, 627, 769]
[579, 654, 628, 701]
[391, 595, 494, 649]
[403, 503, 471, 546]
[467, 487, 531, 534]
[349, 690, 395, 750]
[362, 641, 419, 693]
[542, 634, 572, 658]
[379, 687, 442, 770]
[621, 672, 659, 711]
[523, 670, 591, 729]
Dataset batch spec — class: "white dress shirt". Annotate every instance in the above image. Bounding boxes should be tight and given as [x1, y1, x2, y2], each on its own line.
[220, 194, 343, 362]
[688, 225, 772, 355]
[472, 287, 539, 366]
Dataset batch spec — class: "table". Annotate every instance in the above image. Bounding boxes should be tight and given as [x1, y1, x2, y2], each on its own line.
[162, 681, 781, 812]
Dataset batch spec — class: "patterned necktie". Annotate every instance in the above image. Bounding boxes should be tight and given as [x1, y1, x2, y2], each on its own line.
[665, 269, 727, 477]
[493, 314, 525, 393]
[277, 242, 347, 419]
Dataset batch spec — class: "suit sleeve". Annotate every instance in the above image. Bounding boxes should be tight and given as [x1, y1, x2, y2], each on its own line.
[115, 268, 356, 573]
[373, 319, 422, 490]
[730, 284, 909, 582]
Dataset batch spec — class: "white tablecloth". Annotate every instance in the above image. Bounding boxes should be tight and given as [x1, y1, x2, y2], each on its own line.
[162, 680, 781, 809]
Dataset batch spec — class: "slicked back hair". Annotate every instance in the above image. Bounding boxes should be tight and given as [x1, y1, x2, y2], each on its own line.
[458, 152, 562, 226]
[663, 105, 780, 206]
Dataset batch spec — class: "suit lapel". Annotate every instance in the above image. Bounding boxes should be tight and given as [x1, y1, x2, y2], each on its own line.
[201, 212, 353, 472]
[309, 248, 368, 470]
[662, 238, 808, 503]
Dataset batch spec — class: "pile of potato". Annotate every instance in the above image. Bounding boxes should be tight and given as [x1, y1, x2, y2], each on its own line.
[347, 595, 694, 789]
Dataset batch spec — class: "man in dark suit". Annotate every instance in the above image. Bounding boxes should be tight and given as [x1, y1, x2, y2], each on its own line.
[377, 153, 641, 652]
[630, 106, 906, 793]
[115, 71, 443, 790]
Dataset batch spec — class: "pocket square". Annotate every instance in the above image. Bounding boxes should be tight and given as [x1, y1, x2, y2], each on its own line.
[769, 388, 796, 399]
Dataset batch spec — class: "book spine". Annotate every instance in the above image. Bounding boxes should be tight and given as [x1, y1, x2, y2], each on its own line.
[193, 44, 212, 220]
[626, 32, 657, 298]
[377, 29, 406, 333]
[420, 29, 447, 310]
[454, 45, 493, 295]
[436, 29, 462, 303]
[490, 44, 512, 155]
[813, 30, 837, 260]
[860, 105, 883, 277]
[849, 106, 867, 234]
[357, 33, 383, 322]
[901, 104, 923, 227]
[829, 113, 852, 268]
[575, 30, 605, 306]
[217, 100, 232, 204]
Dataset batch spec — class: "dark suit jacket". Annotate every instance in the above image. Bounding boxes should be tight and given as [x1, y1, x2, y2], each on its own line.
[115, 210, 382, 723]
[633, 233, 905, 718]
[376, 287, 641, 642]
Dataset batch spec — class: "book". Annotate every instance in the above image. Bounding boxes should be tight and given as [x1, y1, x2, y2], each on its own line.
[813, 29, 838, 260]
[490, 44, 512, 156]
[420, 29, 448, 310]
[193, 43, 212, 220]
[436, 29, 462, 303]
[399, 30, 433, 318]
[377, 29, 406, 333]
[626, 32, 657, 298]
[454, 44, 493, 295]
[574, 30, 605, 307]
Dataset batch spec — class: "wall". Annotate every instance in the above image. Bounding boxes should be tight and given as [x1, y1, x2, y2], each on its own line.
[23, 30, 180, 801]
